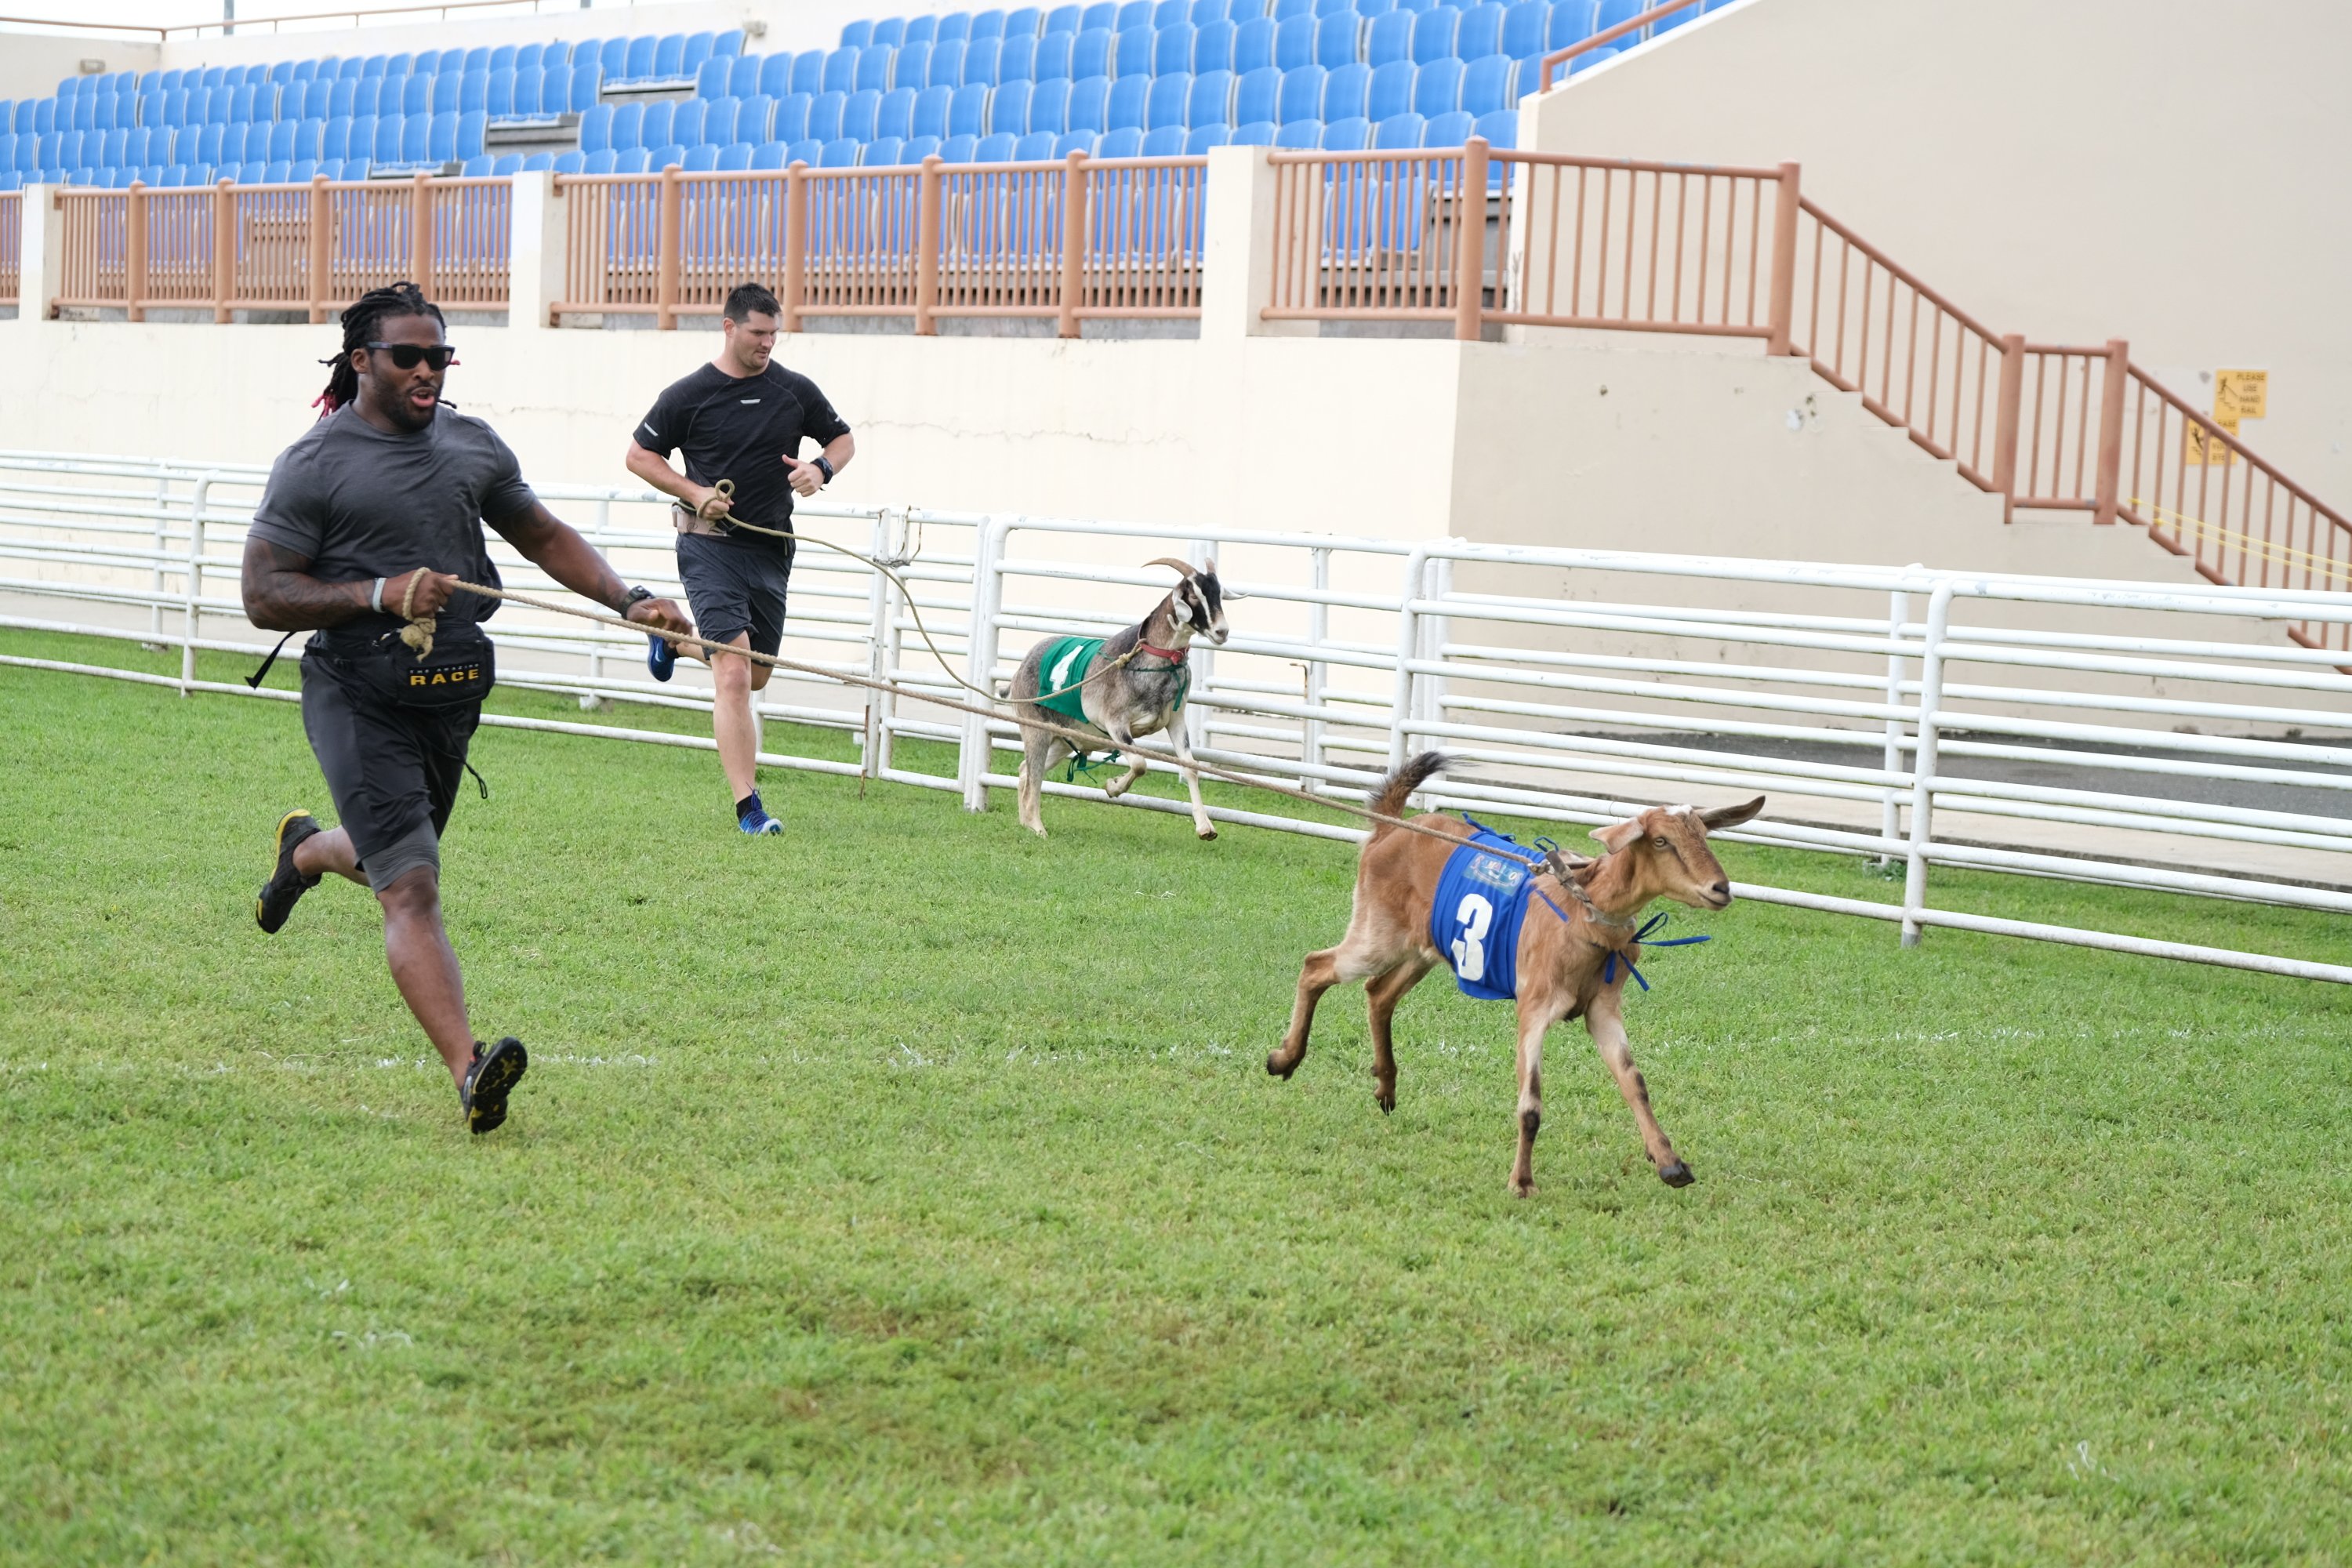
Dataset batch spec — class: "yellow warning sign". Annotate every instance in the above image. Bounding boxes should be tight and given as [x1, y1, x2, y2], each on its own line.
[2215, 368, 2268, 421]
[2185, 423, 2235, 466]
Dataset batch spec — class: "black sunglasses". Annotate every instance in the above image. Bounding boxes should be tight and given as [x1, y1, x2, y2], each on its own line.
[365, 341, 458, 372]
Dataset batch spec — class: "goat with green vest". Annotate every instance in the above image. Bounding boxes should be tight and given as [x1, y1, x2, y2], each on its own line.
[1004, 557, 1229, 840]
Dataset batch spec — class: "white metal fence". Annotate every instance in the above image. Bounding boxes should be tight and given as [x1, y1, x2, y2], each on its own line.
[5, 448, 2351, 985]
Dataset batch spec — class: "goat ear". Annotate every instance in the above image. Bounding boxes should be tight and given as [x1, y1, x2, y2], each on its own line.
[1590, 818, 1643, 852]
[1699, 796, 1766, 832]
[1169, 590, 1193, 624]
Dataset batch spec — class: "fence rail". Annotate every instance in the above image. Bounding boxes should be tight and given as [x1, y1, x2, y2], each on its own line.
[554, 154, 1206, 333]
[47, 176, 511, 321]
[6, 449, 2352, 987]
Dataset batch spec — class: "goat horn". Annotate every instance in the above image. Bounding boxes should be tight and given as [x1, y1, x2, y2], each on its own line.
[1142, 557, 1195, 578]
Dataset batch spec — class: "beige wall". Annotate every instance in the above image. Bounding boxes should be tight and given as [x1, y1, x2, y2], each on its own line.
[1526, 0, 2352, 516]
[0, 32, 162, 103]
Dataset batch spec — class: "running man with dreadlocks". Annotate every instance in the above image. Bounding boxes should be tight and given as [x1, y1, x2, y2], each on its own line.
[242, 281, 691, 1134]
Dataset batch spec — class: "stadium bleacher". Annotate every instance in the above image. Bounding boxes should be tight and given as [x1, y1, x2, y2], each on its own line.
[0, 0, 1732, 190]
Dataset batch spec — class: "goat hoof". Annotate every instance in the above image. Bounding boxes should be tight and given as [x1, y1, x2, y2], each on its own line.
[1196, 826, 1218, 841]
[1375, 1089, 1395, 1114]
[1265, 1051, 1297, 1080]
[1657, 1160, 1695, 1189]
[1508, 1179, 1535, 1200]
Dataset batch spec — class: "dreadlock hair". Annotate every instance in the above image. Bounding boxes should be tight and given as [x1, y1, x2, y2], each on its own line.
[314, 281, 447, 417]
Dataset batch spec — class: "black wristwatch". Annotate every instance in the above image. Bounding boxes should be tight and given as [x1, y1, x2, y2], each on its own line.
[812, 455, 835, 484]
[618, 585, 654, 616]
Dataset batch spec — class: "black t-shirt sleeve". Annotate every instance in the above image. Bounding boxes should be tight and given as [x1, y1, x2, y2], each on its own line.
[633, 376, 690, 457]
[794, 376, 851, 447]
[479, 426, 538, 524]
[247, 445, 328, 560]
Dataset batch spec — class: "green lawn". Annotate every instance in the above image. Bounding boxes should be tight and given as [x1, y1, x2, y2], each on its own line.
[4, 628, 2350, 1566]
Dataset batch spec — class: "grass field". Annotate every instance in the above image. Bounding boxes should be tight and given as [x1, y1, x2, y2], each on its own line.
[5, 627, 2351, 1566]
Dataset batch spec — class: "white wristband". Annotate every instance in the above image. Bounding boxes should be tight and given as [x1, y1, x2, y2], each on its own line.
[370, 576, 387, 614]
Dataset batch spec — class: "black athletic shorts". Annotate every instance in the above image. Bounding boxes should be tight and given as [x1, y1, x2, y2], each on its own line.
[677, 532, 793, 657]
[299, 646, 483, 893]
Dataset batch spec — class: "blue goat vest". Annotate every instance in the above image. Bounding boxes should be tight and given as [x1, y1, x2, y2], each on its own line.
[1430, 828, 1544, 1001]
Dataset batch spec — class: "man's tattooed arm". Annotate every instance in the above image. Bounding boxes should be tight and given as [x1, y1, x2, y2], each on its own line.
[240, 535, 372, 631]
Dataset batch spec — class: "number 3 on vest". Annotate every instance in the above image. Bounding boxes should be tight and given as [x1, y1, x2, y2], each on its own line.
[1450, 893, 1494, 983]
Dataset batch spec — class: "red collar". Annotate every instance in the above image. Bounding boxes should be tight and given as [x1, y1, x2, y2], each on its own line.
[1137, 641, 1189, 665]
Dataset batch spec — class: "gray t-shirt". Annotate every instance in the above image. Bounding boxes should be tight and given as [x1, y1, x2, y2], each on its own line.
[249, 405, 537, 630]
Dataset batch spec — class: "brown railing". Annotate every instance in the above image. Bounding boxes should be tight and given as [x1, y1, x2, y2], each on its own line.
[1537, 0, 1709, 92]
[1266, 146, 1482, 325]
[553, 156, 1205, 333]
[0, 191, 20, 305]
[48, 176, 510, 321]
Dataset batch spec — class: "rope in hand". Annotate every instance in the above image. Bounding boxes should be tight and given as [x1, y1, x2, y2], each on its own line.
[691, 477, 1163, 707]
[440, 577, 1630, 913]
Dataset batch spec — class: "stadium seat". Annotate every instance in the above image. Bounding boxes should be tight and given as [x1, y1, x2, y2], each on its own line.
[930, 40, 967, 88]
[1185, 70, 1232, 125]
[939, 132, 978, 162]
[1014, 129, 1054, 158]
[673, 98, 710, 145]
[610, 101, 645, 150]
[1051, 129, 1091, 156]
[1272, 14, 1314, 69]
[837, 88, 876, 141]
[965, 37, 1004, 85]
[1547, 2, 1595, 52]
[1106, 73, 1148, 129]
[1185, 122, 1229, 151]
[750, 140, 786, 169]
[903, 133, 942, 160]
[857, 47, 894, 93]
[698, 58, 731, 98]
[579, 103, 614, 153]
[1317, 14, 1363, 67]
[841, 17, 874, 47]
[553, 150, 585, 172]
[1115, 27, 1153, 75]
[789, 50, 825, 96]
[460, 70, 490, 114]
[1071, 27, 1112, 79]
[457, 153, 491, 175]
[876, 85, 916, 140]
[1114, 0, 1152, 29]
[753, 53, 792, 99]
[975, 130, 1016, 161]
[1152, 24, 1193, 73]
[1413, 57, 1461, 115]
[1410, 6, 1456, 62]
[1322, 60, 1370, 119]
[1459, 52, 1515, 114]
[938, 11, 972, 43]
[1000, 34, 1039, 81]
[1134, 124, 1179, 154]
[1367, 9, 1416, 65]
[910, 85, 949, 139]
[489, 151, 522, 175]
[989, 78, 1031, 133]
[949, 82, 990, 135]
[1096, 125, 1142, 158]
[1029, 76, 1071, 133]
[583, 148, 618, 173]
[401, 74, 431, 117]
[1047, 4, 1083, 32]
[727, 55, 761, 98]
[622, 37, 659, 82]
[1373, 110, 1421, 147]
[1273, 63, 1323, 122]
[681, 143, 717, 171]
[1321, 114, 1367, 149]
[858, 133, 902, 165]
[1035, 31, 1074, 79]
[1146, 73, 1189, 129]
[768, 91, 809, 143]
[819, 47, 855, 95]
[1066, 74, 1110, 131]
[809, 89, 847, 142]
[1231, 118, 1276, 144]
[321, 118, 350, 160]
[972, 9, 1008, 43]
[1230, 65, 1278, 125]
[1196, 17, 1240, 71]
[786, 136, 822, 165]
[1421, 107, 1471, 145]
[645, 143, 684, 170]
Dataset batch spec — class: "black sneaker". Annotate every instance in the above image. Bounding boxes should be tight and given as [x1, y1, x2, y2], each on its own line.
[255, 810, 324, 934]
[461, 1036, 528, 1134]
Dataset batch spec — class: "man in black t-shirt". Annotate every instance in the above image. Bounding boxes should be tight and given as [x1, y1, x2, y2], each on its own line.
[624, 281, 855, 836]
[245, 281, 688, 1134]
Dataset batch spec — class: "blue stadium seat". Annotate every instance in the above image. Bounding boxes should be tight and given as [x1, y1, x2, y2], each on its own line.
[397, 116, 427, 162]
[1231, 118, 1276, 143]
[877, 86, 916, 139]
[321, 117, 351, 159]
[1455, 2, 1505, 59]
[1232, 65, 1279, 125]
[1146, 72, 1189, 129]
[579, 103, 613, 152]
[1010, 4, 1046, 35]
[1105, 73, 1148, 129]
[1321, 13, 1367, 67]
[809, 89, 847, 142]
[624, 37, 660, 82]
[1274, 14, 1316, 70]
[583, 149, 617, 173]
[512, 43, 546, 74]
[490, 70, 521, 116]
[681, 32, 719, 74]
[699, 58, 731, 97]
[266, 118, 295, 161]
[903, 133, 942, 161]
[938, 132, 978, 162]
[964, 37, 1003, 85]
[841, 17, 874, 47]
[1459, 53, 1514, 114]
[1029, 75, 1070, 132]
[989, 78, 1031, 132]
[938, 11, 972, 42]
[871, 17, 906, 49]
[1319, 60, 1369, 118]
[1070, 27, 1112, 78]
[1137, 124, 1181, 154]
[1229, 16, 1274, 74]
[775, 91, 813, 142]
[522, 151, 556, 172]
[681, 143, 718, 171]
[1186, 122, 1229, 151]
[1035, 31, 1074, 78]
[929, 40, 967, 88]
[1114, 0, 1152, 29]
[821, 47, 858, 95]
[756, 53, 793, 97]
[1276, 63, 1326, 121]
[729, 55, 761, 97]
[905, 15, 939, 46]
[1547, 2, 1595, 51]
[1410, 6, 1456, 61]
[1066, 74, 1109, 131]
[673, 98, 708, 145]
[437, 48, 468, 74]
[973, 9, 1009, 42]
[1051, 129, 1091, 156]
[750, 140, 786, 169]
[1153, 23, 1195, 72]
[1366, 58, 1413, 119]
[1000, 34, 1038, 81]
[731, 94, 772, 140]
[1421, 107, 1471, 144]
[863, 135, 906, 165]
[402, 74, 433, 117]
[459, 70, 488, 114]
[910, 85, 949, 139]
[1187, 69, 1233, 125]
[644, 143, 684, 170]
[1413, 57, 1461, 114]
[553, 150, 586, 172]
[1154, 0, 1188, 25]
[792, 49, 826, 96]
[568, 64, 601, 111]
[857, 46, 894, 92]
[1320, 115, 1367, 149]
[1115, 27, 1153, 75]
[1096, 125, 1142, 158]
[841, 89, 878, 141]
[233, 160, 262, 184]
[1472, 106, 1517, 147]
[975, 130, 1017, 160]
[786, 137, 822, 165]
[289, 158, 318, 180]
[612, 101, 647, 149]
[949, 82, 990, 135]
[1364, 9, 1412, 64]
[711, 30, 745, 58]
[459, 153, 492, 175]
[1373, 110, 1421, 147]
[1196, 17, 1240, 71]
[1047, 5, 1083, 32]
[1014, 129, 1054, 158]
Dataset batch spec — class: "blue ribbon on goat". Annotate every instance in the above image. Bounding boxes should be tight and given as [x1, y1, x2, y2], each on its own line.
[1603, 913, 1712, 993]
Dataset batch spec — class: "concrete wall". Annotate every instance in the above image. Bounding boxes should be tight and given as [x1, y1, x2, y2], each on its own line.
[1526, 0, 2352, 517]
[0, 32, 162, 103]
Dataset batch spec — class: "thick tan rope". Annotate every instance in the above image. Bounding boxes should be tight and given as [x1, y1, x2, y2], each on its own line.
[441, 576, 1592, 879]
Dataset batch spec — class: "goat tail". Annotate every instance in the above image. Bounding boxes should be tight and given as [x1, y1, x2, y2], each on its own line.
[1368, 751, 1447, 838]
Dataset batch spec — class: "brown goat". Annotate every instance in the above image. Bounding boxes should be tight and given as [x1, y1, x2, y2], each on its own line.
[1268, 753, 1764, 1196]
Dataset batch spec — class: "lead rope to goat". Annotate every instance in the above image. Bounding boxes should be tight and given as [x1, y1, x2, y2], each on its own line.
[694, 480, 1157, 708]
[437, 578, 1570, 870]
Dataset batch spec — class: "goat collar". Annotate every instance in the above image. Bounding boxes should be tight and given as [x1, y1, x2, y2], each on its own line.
[1134, 640, 1189, 665]
[1539, 847, 1642, 934]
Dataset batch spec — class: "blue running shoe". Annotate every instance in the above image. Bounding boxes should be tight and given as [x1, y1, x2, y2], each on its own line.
[739, 808, 783, 835]
[647, 633, 676, 683]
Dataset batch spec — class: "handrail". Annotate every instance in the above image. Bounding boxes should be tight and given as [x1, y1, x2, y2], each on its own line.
[1537, 0, 1710, 93]
[0, 0, 640, 41]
